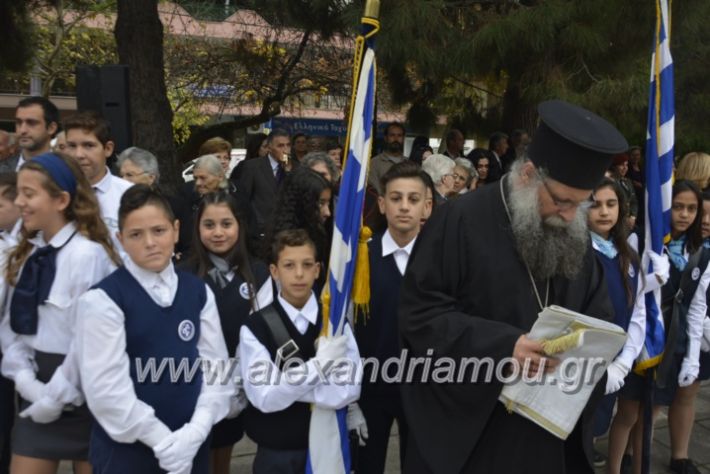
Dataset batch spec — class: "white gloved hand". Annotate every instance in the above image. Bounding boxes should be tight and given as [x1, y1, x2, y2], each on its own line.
[701, 317, 710, 352]
[346, 403, 369, 447]
[227, 390, 248, 419]
[605, 361, 630, 394]
[313, 335, 348, 375]
[648, 250, 670, 285]
[678, 356, 700, 387]
[154, 422, 208, 473]
[19, 396, 64, 423]
[14, 369, 46, 403]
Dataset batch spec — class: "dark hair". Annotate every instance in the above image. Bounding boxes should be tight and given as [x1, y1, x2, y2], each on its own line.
[488, 132, 508, 151]
[0, 172, 17, 201]
[118, 184, 175, 231]
[672, 179, 704, 254]
[445, 129, 463, 145]
[63, 110, 112, 145]
[384, 122, 405, 136]
[410, 145, 433, 166]
[187, 191, 259, 308]
[267, 128, 290, 144]
[266, 167, 331, 262]
[325, 140, 342, 152]
[379, 161, 428, 196]
[509, 129, 527, 144]
[245, 132, 267, 160]
[198, 137, 231, 156]
[292, 133, 307, 142]
[591, 178, 639, 304]
[270, 229, 317, 264]
[17, 97, 59, 129]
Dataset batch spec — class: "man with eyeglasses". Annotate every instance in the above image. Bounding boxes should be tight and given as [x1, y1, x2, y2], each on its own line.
[399, 100, 628, 474]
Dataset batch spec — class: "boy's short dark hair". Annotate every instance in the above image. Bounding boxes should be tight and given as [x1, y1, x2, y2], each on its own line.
[0, 172, 17, 201]
[379, 160, 429, 196]
[118, 184, 175, 231]
[63, 110, 112, 145]
[270, 229, 317, 264]
[17, 97, 59, 128]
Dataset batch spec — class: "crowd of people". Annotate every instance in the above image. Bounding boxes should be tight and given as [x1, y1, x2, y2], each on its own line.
[0, 95, 708, 474]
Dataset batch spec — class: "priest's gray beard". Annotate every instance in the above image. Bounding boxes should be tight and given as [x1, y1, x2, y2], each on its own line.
[507, 174, 589, 280]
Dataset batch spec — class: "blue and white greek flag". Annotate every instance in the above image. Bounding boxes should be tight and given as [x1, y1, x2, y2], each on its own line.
[638, 0, 674, 372]
[305, 33, 376, 474]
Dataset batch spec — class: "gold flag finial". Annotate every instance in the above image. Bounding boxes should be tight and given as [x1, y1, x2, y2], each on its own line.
[364, 0, 380, 19]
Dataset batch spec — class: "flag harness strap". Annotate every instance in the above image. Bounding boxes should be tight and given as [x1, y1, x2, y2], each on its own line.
[260, 305, 302, 369]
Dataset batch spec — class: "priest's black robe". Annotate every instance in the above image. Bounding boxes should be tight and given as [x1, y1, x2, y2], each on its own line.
[398, 179, 613, 473]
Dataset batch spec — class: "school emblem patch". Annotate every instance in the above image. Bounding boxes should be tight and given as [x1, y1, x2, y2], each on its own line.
[692, 267, 701, 281]
[239, 282, 252, 300]
[628, 266, 636, 278]
[178, 320, 195, 342]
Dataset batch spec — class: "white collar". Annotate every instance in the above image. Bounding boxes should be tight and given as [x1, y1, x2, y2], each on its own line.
[29, 221, 77, 248]
[278, 292, 318, 326]
[124, 255, 177, 289]
[381, 229, 416, 258]
[92, 167, 113, 193]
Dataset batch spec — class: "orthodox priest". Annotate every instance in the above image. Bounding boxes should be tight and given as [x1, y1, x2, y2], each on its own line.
[399, 99, 629, 473]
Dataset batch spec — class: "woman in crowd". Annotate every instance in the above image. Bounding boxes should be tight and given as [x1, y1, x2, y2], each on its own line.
[609, 153, 639, 231]
[451, 158, 477, 196]
[117, 147, 160, 186]
[676, 152, 710, 192]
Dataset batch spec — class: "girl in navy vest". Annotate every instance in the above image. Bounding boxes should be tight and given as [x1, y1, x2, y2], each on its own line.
[76, 185, 232, 474]
[0, 152, 119, 474]
[626, 180, 710, 474]
[182, 191, 269, 474]
[587, 178, 655, 473]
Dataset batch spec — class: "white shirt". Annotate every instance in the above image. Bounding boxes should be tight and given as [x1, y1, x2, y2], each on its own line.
[15, 153, 27, 172]
[239, 292, 361, 413]
[77, 258, 232, 447]
[268, 155, 280, 176]
[0, 222, 116, 403]
[381, 230, 416, 276]
[93, 168, 133, 258]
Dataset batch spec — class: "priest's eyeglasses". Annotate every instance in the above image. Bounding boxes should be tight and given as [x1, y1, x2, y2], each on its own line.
[542, 179, 592, 211]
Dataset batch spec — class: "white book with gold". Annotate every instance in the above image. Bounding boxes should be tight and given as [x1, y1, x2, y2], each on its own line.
[498, 305, 627, 440]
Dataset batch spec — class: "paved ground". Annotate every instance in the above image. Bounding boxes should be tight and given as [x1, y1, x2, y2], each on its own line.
[58, 381, 709, 473]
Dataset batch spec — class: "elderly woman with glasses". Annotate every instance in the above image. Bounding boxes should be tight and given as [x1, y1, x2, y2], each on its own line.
[117, 147, 160, 185]
[452, 158, 478, 196]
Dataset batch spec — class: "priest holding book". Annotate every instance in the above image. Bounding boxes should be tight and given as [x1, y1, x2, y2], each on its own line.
[399, 99, 628, 473]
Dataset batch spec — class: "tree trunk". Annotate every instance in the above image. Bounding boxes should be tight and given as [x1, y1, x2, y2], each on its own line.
[501, 84, 537, 134]
[114, 0, 179, 192]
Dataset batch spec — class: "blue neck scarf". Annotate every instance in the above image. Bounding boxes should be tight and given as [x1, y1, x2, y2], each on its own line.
[10, 232, 76, 335]
[703, 238, 710, 249]
[591, 232, 618, 259]
[667, 235, 688, 271]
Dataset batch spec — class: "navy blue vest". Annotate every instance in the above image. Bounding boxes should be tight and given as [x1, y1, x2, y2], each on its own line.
[243, 299, 321, 450]
[594, 251, 638, 331]
[94, 266, 206, 431]
[355, 233, 404, 395]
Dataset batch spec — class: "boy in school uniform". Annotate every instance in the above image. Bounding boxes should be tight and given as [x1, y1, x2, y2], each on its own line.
[350, 161, 432, 473]
[239, 229, 361, 473]
[77, 185, 233, 474]
[63, 111, 133, 256]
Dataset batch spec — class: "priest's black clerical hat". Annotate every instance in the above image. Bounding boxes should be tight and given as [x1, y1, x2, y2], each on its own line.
[527, 99, 628, 189]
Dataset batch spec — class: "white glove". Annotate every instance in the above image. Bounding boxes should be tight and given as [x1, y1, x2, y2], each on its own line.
[346, 403, 369, 446]
[226, 390, 248, 419]
[605, 361, 630, 395]
[678, 356, 700, 387]
[313, 335, 348, 375]
[154, 422, 208, 473]
[701, 317, 710, 352]
[19, 396, 64, 423]
[648, 250, 670, 286]
[14, 369, 46, 403]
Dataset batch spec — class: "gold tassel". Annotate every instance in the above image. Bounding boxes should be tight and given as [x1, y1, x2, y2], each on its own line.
[320, 288, 331, 337]
[541, 329, 584, 355]
[352, 226, 373, 324]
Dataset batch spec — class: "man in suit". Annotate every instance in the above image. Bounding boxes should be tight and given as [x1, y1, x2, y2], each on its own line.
[486, 131, 509, 183]
[237, 128, 297, 236]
